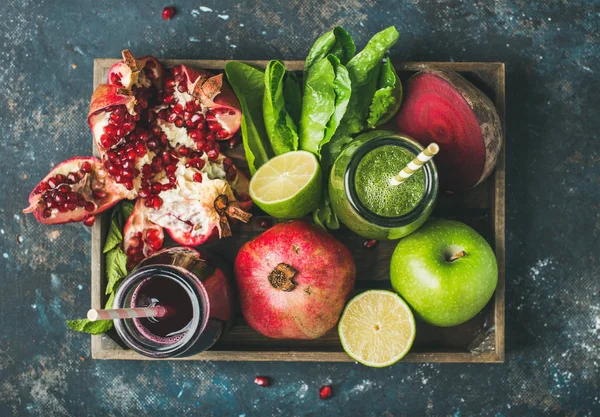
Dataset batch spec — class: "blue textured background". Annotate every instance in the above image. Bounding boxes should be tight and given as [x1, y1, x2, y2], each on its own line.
[0, 1, 598, 416]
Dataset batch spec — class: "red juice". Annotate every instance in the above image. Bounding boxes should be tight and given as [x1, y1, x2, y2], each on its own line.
[131, 276, 195, 345]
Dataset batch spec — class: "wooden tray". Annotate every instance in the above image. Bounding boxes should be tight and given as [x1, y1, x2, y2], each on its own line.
[91, 59, 505, 362]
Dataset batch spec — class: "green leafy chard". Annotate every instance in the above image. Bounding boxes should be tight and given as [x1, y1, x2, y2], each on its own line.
[367, 59, 402, 128]
[299, 57, 337, 156]
[263, 60, 299, 155]
[283, 72, 302, 126]
[324, 26, 400, 165]
[225, 62, 273, 174]
[304, 27, 355, 80]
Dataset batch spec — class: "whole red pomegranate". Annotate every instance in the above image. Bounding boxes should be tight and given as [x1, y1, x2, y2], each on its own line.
[234, 221, 355, 339]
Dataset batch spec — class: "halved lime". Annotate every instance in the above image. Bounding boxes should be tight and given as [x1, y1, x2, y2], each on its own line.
[249, 151, 322, 219]
[338, 290, 416, 367]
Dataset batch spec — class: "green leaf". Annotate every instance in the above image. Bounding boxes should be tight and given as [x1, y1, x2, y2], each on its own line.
[105, 247, 128, 295]
[66, 294, 115, 335]
[225, 62, 273, 174]
[103, 201, 135, 253]
[66, 318, 113, 335]
[298, 58, 337, 156]
[367, 60, 403, 128]
[313, 192, 340, 230]
[283, 72, 302, 127]
[103, 219, 122, 253]
[304, 27, 355, 80]
[263, 60, 299, 155]
[321, 55, 352, 150]
[120, 201, 135, 225]
[323, 26, 400, 167]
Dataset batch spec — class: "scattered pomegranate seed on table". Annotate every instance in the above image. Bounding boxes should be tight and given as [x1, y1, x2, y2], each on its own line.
[258, 218, 272, 229]
[162, 6, 176, 20]
[363, 239, 378, 248]
[253, 376, 271, 387]
[319, 385, 332, 400]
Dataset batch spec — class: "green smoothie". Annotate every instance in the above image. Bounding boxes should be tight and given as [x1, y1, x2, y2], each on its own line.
[354, 145, 425, 217]
[329, 130, 438, 240]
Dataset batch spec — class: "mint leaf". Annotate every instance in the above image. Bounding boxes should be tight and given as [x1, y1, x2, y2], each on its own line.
[120, 201, 135, 225]
[66, 318, 113, 335]
[103, 220, 123, 253]
[105, 247, 128, 295]
[66, 291, 116, 335]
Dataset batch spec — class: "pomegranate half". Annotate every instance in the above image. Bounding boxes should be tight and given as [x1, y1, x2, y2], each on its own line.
[234, 221, 356, 339]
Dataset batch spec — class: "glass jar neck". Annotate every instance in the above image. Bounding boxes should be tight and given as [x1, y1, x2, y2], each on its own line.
[345, 136, 437, 228]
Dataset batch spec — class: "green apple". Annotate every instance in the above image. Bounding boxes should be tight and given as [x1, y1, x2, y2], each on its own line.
[390, 219, 497, 327]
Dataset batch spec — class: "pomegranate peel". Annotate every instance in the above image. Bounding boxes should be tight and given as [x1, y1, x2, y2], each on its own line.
[234, 220, 355, 339]
[395, 69, 502, 191]
[123, 199, 164, 269]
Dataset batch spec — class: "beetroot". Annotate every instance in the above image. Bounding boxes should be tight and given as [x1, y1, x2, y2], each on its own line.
[234, 221, 355, 339]
[395, 70, 502, 192]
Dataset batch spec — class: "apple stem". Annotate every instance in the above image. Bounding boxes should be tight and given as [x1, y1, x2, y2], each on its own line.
[447, 250, 467, 262]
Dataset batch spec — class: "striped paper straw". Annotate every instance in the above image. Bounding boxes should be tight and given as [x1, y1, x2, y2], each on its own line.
[390, 143, 440, 186]
[87, 306, 174, 322]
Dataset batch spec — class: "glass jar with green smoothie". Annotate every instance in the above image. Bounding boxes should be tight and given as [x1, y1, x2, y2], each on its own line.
[329, 130, 439, 240]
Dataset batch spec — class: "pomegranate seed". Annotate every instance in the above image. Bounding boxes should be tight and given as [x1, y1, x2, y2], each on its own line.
[205, 111, 216, 121]
[173, 104, 184, 114]
[185, 102, 195, 112]
[168, 113, 179, 123]
[207, 121, 220, 132]
[66, 202, 77, 211]
[319, 385, 332, 400]
[177, 84, 186, 93]
[258, 218, 272, 229]
[83, 215, 96, 227]
[179, 146, 190, 156]
[58, 184, 70, 194]
[138, 189, 149, 198]
[151, 196, 163, 210]
[174, 118, 184, 128]
[253, 376, 271, 387]
[162, 6, 175, 20]
[92, 190, 106, 199]
[54, 194, 65, 204]
[80, 162, 92, 173]
[165, 78, 176, 88]
[43, 208, 52, 218]
[216, 129, 230, 139]
[207, 149, 219, 160]
[152, 183, 162, 193]
[193, 172, 203, 182]
[363, 239, 378, 248]
[84, 201, 96, 212]
[127, 150, 137, 160]
[46, 200, 56, 209]
[191, 113, 204, 124]
[47, 178, 58, 188]
[163, 94, 174, 104]
[206, 132, 216, 141]
[67, 173, 79, 184]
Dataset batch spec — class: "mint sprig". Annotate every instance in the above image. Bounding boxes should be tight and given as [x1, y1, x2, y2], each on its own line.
[67, 201, 133, 334]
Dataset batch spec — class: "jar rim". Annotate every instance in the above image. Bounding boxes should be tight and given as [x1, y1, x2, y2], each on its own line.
[344, 135, 438, 228]
[112, 264, 209, 358]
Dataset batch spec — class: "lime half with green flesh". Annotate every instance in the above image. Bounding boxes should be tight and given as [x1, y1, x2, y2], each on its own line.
[338, 290, 416, 367]
[249, 151, 322, 219]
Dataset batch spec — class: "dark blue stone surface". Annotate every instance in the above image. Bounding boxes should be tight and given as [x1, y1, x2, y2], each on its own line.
[0, 1, 598, 416]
